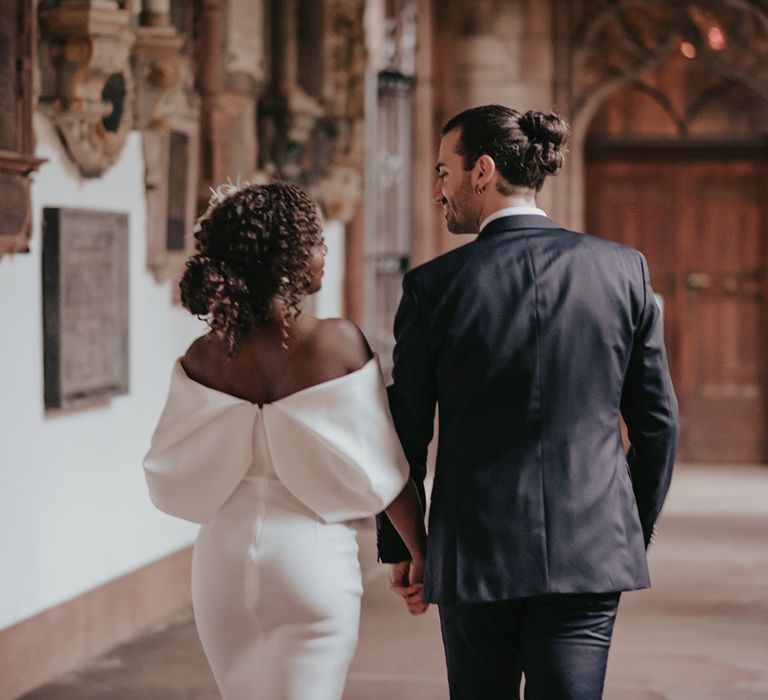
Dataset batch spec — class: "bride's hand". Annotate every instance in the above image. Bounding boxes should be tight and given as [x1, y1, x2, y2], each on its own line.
[388, 561, 429, 616]
[405, 557, 428, 616]
[408, 556, 425, 586]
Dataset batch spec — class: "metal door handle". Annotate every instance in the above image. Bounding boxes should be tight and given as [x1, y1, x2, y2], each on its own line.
[686, 272, 711, 289]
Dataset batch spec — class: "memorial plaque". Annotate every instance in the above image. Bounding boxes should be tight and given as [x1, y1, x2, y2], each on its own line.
[42, 208, 130, 410]
[167, 130, 189, 251]
[144, 123, 198, 291]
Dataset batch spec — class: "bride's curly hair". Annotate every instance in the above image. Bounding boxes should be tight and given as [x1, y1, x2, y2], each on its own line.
[179, 181, 324, 351]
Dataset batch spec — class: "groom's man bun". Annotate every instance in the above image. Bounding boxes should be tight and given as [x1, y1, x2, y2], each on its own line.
[441, 104, 569, 192]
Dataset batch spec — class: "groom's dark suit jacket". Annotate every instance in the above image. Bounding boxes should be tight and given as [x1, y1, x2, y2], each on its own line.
[377, 215, 678, 605]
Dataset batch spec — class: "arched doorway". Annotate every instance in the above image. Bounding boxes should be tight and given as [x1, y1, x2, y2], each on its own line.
[581, 8, 768, 462]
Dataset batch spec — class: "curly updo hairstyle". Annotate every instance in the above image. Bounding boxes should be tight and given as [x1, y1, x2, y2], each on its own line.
[180, 181, 324, 350]
[442, 104, 569, 192]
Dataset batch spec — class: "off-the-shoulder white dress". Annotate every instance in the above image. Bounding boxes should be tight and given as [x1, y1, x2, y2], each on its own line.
[143, 357, 408, 700]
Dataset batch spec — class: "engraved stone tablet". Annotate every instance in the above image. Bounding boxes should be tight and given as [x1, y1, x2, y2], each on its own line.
[42, 208, 130, 410]
[167, 130, 189, 251]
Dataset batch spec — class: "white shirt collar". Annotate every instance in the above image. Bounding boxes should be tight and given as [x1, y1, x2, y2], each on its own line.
[479, 206, 548, 233]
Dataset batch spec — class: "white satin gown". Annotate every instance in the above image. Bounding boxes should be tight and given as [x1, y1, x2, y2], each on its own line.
[143, 357, 409, 700]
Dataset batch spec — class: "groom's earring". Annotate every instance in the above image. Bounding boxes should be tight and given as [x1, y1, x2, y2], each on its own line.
[475, 185, 484, 195]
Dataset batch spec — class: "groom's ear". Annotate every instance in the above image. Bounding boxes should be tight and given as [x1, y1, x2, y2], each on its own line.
[474, 154, 496, 187]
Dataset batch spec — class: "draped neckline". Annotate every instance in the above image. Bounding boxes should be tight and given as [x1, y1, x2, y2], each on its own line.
[174, 356, 379, 409]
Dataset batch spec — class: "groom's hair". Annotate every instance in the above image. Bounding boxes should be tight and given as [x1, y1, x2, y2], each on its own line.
[442, 104, 569, 192]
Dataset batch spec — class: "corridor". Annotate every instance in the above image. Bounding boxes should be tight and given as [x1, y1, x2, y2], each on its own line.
[20, 463, 768, 700]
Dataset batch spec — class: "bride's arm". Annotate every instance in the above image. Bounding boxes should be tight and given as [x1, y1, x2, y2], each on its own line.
[384, 479, 427, 579]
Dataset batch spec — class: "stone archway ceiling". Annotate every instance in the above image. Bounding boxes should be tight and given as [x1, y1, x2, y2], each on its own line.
[570, 0, 768, 128]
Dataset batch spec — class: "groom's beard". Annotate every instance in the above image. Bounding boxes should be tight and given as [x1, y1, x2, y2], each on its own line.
[444, 175, 479, 234]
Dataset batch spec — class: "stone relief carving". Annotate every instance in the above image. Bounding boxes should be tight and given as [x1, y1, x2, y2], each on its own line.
[314, 0, 367, 222]
[39, 1, 135, 178]
[133, 16, 191, 130]
[141, 125, 199, 294]
[259, 0, 366, 223]
[259, 0, 324, 182]
[133, 0, 200, 288]
[0, 0, 46, 257]
[225, 0, 266, 85]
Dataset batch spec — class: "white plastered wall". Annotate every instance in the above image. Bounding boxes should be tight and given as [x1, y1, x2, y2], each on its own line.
[0, 114, 348, 631]
[314, 219, 345, 319]
[0, 114, 204, 630]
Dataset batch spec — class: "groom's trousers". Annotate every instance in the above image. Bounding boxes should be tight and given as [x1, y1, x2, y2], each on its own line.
[438, 592, 621, 700]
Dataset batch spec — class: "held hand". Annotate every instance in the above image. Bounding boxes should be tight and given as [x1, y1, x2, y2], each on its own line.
[407, 557, 428, 615]
[408, 556, 425, 586]
[388, 561, 429, 616]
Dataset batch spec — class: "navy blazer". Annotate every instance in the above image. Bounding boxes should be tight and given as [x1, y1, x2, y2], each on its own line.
[377, 215, 678, 604]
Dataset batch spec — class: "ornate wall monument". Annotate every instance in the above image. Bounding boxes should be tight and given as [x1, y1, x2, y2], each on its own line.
[133, 0, 200, 286]
[39, 0, 136, 178]
[258, 0, 366, 224]
[0, 0, 46, 256]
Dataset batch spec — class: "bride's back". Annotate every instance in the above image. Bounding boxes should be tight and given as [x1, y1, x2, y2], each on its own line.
[180, 315, 372, 407]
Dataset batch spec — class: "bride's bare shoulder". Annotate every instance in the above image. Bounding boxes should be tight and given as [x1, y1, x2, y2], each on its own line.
[181, 332, 224, 376]
[310, 317, 373, 372]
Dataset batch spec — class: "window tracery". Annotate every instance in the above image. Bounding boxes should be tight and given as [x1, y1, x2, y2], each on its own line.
[568, 0, 768, 132]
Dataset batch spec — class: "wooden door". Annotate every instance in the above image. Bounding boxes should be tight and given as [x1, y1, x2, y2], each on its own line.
[586, 152, 768, 463]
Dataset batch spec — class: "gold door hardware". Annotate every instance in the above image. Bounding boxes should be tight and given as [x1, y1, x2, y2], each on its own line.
[686, 272, 711, 289]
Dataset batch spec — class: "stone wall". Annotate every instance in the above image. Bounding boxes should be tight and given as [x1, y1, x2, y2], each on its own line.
[430, 0, 560, 253]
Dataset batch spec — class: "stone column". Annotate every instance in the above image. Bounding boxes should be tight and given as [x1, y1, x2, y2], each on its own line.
[134, 0, 199, 288]
[196, 0, 228, 195]
[274, 0, 299, 87]
[409, 0, 438, 267]
[431, 0, 559, 250]
[220, 0, 266, 181]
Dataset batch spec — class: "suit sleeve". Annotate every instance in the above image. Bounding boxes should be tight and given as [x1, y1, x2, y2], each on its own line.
[376, 272, 436, 563]
[620, 253, 679, 546]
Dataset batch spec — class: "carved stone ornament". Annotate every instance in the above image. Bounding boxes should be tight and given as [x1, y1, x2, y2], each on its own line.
[39, 1, 135, 178]
[314, 0, 367, 223]
[259, 0, 322, 181]
[133, 19, 195, 131]
[142, 124, 199, 294]
[260, 82, 325, 183]
[0, 0, 46, 257]
[133, 4, 201, 291]
[259, 0, 366, 223]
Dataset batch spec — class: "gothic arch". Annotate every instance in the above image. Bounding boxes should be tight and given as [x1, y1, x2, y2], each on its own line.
[551, 0, 768, 227]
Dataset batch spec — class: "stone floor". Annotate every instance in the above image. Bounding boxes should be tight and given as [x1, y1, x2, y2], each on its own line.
[20, 463, 768, 699]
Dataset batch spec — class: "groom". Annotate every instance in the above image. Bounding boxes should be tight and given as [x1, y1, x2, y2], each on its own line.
[377, 105, 678, 699]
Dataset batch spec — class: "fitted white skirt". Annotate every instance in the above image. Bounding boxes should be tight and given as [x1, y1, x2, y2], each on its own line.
[191, 474, 363, 700]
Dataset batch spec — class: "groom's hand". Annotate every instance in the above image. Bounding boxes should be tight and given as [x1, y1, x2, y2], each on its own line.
[388, 561, 428, 616]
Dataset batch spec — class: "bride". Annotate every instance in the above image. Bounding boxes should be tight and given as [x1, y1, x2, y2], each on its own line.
[143, 181, 427, 700]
